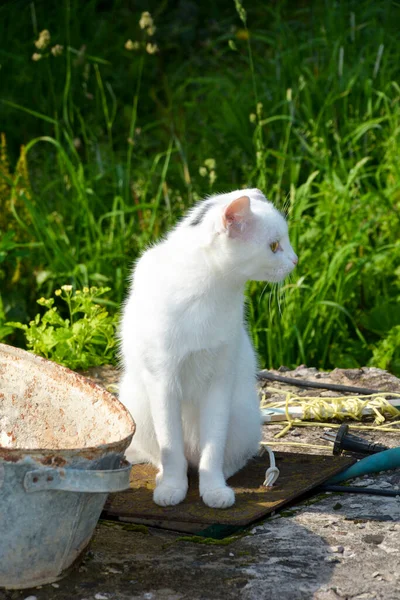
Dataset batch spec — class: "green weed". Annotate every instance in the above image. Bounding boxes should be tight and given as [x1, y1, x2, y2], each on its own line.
[8, 286, 118, 370]
[370, 325, 400, 375]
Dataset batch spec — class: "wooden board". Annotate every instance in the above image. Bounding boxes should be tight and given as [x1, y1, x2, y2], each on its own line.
[103, 452, 354, 537]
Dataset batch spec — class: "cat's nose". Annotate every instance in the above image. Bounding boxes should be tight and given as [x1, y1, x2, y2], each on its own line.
[292, 255, 298, 265]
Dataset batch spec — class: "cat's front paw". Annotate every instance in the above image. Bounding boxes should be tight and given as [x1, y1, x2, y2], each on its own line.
[201, 486, 235, 509]
[153, 481, 188, 507]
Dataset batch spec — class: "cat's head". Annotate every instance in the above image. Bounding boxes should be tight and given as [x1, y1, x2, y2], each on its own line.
[187, 188, 298, 283]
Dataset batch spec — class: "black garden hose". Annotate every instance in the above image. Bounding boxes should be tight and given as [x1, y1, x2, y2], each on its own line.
[257, 370, 397, 398]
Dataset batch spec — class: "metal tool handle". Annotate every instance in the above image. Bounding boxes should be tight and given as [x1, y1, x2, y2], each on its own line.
[23, 462, 132, 493]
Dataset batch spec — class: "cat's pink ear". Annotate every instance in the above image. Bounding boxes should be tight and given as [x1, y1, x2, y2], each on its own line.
[222, 196, 251, 235]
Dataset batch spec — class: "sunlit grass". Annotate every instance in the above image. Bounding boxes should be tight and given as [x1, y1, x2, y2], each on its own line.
[0, 0, 399, 373]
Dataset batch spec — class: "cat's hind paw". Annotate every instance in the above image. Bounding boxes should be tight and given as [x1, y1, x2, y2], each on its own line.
[153, 482, 188, 507]
[201, 486, 235, 509]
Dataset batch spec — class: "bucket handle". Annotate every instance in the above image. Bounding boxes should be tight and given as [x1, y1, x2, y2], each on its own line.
[23, 462, 132, 493]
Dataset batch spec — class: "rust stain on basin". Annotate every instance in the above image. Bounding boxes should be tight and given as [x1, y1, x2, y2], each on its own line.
[0, 343, 135, 461]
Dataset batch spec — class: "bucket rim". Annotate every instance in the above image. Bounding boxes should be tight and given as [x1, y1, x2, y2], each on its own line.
[0, 433, 134, 463]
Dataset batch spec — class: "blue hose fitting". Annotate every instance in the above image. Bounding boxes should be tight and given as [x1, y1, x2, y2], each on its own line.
[328, 447, 400, 484]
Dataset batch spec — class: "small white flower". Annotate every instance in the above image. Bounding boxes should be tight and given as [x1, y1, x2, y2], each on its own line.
[61, 284, 73, 292]
[34, 29, 51, 50]
[32, 53, 42, 62]
[146, 43, 159, 55]
[51, 44, 63, 57]
[204, 158, 216, 170]
[125, 39, 140, 51]
[139, 12, 153, 30]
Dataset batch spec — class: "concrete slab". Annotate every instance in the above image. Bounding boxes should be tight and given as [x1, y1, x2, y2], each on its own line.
[3, 472, 399, 600]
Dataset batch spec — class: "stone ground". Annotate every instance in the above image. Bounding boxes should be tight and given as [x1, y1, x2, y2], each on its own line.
[3, 367, 400, 600]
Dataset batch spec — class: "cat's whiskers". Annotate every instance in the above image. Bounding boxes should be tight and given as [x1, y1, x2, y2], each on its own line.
[281, 192, 291, 219]
[277, 281, 284, 317]
[268, 283, 274, 315]
[258, 282, 270, 305]
[270, 283, 278, 318]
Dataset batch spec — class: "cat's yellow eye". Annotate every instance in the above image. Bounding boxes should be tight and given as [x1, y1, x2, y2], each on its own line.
[270, 241, 280, 253]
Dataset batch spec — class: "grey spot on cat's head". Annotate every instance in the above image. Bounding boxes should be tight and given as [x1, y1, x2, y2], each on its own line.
[188, 201, 215, 226]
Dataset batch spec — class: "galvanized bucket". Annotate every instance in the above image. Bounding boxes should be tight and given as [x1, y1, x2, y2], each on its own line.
[0, 343, 135, 590]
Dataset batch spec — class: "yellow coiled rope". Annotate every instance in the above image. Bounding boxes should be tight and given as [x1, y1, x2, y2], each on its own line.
[261, 388, 400, 439]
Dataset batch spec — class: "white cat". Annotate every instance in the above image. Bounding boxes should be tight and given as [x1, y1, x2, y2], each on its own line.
[119, 188, 298, 509]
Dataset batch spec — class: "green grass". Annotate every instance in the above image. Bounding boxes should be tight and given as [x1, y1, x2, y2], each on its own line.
[1, 0, 400, 373]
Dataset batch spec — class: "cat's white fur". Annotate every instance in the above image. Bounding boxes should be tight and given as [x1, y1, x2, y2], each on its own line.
[119, 188, 297, 509]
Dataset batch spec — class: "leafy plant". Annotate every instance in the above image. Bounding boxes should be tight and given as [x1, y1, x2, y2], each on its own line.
[8, 286, 118, 370]
[370, 326, 400, 375]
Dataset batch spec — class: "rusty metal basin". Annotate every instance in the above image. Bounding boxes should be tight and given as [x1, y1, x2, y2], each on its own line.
[0, 343, 135, 589]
